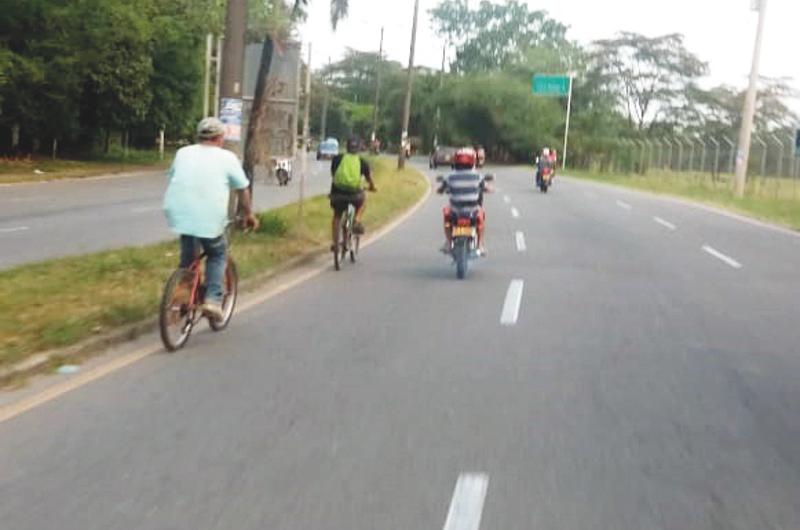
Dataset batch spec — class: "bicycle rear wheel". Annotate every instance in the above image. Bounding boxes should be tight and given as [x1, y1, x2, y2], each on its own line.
[209, 258, 238, 331]
[333, 215, 343, 271]
[159, 269, 196, 351]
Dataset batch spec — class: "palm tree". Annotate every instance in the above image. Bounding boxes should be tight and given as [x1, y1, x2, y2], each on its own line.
[293, 0, 350, 29]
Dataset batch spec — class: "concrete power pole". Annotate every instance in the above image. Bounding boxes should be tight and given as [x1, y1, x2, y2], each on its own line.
[398, 0, 421, 170]
[734, 0, 769, 198]
[300, 44, 312, 217]
[320, 58, 331, 140]
[371, 27, 385, 144]
[433, 44, 446, 150]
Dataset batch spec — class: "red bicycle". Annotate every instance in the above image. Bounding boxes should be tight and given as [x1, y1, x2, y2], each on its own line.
[159, 234, 239, 352]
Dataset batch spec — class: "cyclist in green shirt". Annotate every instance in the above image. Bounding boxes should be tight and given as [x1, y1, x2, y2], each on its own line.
[329, 137, 377, 251]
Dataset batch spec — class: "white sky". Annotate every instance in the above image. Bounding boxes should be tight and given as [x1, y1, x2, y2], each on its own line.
[298, 0, 799, 112]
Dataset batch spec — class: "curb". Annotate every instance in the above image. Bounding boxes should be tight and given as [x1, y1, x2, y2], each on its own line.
[0, 169, 432, 388]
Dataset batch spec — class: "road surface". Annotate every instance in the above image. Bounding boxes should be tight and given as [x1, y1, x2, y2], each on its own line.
[0, 159, 331, 269]
[1, 162, 799, 529]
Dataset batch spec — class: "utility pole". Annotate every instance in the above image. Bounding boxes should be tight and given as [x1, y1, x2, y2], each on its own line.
[734, 0, 768, 198]
[433, 44, 446, 150]
[203, 34, 213, 117]
[562, 74, 574, 171]
[300, 44, 312, 217]
[371, 27, 384, 144]
[320, 58, 331, 140]
[398, 0, 421, 170]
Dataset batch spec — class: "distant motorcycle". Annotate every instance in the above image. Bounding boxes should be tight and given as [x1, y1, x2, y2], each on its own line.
[538, 165, 553, 193]
[272, 157, 292, 186]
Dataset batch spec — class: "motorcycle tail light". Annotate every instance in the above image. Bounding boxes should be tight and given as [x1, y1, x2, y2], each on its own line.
[457, 218, 472, 227]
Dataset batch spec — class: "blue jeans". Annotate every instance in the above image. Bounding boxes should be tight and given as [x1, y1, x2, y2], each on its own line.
[179, 235, 226, 304]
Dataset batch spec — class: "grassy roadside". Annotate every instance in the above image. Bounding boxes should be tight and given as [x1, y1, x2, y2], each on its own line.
[0, 157, 427, 370]
[0, 149, 171, 184]
[571, 169, 800, 230]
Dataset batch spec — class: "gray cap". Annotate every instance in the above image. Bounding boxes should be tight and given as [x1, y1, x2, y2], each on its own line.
[197, 117, 226, 140]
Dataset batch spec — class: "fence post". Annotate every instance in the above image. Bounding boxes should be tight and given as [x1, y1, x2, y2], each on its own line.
[709, 137, 720, 182]
[723, 137, 735, 175]
[664, 138, 674, 171]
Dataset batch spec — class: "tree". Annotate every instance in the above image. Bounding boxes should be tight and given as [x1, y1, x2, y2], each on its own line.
[430, 0, 571, 73]
[588, 32, 707, 130]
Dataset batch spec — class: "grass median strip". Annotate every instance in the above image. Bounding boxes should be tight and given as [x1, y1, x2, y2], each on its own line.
[1, 149, 170, 184]
[572, 170, 800, 230]
[0, 157, 427, 370]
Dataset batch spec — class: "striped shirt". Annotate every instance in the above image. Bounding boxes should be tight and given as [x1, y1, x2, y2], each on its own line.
[445, 170, 484, 212]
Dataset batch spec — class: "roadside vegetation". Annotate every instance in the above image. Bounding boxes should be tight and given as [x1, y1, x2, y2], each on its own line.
[573, 170, 800, 230]
[0, 158, 426, 370]
[0, 149, 171, 184]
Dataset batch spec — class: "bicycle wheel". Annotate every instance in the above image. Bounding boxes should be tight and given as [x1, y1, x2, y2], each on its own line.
[340, 218, 349, 262]
[159, 269, 196, 351]
[209, 258, 238, 332]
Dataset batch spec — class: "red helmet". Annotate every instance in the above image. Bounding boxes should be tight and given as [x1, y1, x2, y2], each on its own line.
[453, 147, 477, 169]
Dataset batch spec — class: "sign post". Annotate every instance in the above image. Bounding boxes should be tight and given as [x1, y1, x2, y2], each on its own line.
[532, 74, 574, 170]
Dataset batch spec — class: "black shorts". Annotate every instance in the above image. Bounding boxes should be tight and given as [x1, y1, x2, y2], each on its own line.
[329, 185, 365, 214]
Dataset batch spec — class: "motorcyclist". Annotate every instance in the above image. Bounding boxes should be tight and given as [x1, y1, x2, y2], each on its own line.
[535, 147, 554, 186]
[438, 147, 489, 256]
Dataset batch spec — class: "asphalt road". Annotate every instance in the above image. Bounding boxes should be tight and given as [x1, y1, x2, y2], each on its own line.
[0, 158, 331, 269]
[1, 161, 799, 529]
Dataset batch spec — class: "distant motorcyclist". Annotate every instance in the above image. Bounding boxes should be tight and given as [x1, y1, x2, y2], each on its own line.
[535, 147, 554, 186]
[438, 147, 490, 255]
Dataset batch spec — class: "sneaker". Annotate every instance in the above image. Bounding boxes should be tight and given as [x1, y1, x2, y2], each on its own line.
[202, 301, 224, 321]
[477, 247, 488, 257]
[353, 222, 365, 235]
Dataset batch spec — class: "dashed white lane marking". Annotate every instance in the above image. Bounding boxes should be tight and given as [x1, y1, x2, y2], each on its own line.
[131, 206, 162, 214]
[653, 216, 677, 231]
[0, 226, 30, 234]
[510, 207, 520, 219]
[702, 245, 742, 269]
[442, 473, 489, 530]
[503, 195, 511, 204]
[616, 200, 632, 210]
[515, 231, 526, 252]
[500, 279, 524, 326]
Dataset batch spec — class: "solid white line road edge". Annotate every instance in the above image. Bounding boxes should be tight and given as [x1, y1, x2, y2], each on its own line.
[510, 207, 520, 218]
[653, 216, 677, 231]
[442, 473, 489, 530]
[500, 279, 524, 326]
[702, 245, 742, 269]
[616, 199, 632, 210]
[515, 231, 526, 252]
[0, 171, 433, 425]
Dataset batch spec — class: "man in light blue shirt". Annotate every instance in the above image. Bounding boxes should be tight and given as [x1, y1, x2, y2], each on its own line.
[164, 117, 259, 319]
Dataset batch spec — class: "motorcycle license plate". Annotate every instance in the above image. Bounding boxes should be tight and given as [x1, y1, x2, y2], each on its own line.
[452, 226, 474, 237]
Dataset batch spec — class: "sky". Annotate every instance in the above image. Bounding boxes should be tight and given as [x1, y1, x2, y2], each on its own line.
[298, 0, 799, 112]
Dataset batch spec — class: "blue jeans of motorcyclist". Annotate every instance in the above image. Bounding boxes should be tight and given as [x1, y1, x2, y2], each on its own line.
[179, 235, 226, 304]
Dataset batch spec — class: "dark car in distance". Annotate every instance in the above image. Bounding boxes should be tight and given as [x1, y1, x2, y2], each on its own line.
[430, 146, 457, 169]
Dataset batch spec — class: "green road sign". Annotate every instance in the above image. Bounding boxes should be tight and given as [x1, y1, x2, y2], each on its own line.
[532, 74, 570, 97]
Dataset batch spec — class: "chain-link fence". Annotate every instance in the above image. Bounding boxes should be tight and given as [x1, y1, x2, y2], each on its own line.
[592, 134, 800, 198]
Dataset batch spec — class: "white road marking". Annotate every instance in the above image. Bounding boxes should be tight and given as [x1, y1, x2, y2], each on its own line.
[500, 279, 524, 326]
[515, 231, 526, 252]
[616, 200, 632, 210]
[131, 206, 161, 214]
[510, 207, 520, 218]
[702, 245, 742, 269]
[653, 216, 677, 231]
[442, 473, 489, 530]
[503, 195, 511, 204]
[0, 226, 30, 234]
